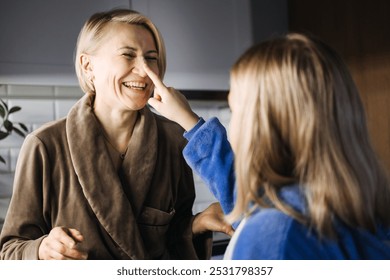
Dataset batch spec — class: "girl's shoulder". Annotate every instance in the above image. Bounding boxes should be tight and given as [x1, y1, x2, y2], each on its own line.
[231, 186, 315, 259]
[232, 208, 297, 259]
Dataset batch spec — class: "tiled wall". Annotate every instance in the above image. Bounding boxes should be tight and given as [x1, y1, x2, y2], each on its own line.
[0, 84, 231, 224]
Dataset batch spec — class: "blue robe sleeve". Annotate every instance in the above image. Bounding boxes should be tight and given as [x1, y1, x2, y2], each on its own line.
[183, 117, 236, 214]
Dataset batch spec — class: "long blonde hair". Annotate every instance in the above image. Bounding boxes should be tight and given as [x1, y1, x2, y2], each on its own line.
[74, 9, 166, 94]
[228, 33, 390, 238]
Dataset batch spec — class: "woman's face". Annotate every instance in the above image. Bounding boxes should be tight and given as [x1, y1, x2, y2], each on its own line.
[89, 22, 159, 111]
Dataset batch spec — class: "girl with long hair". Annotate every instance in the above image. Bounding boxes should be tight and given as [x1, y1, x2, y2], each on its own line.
[145, 33, 390, 259]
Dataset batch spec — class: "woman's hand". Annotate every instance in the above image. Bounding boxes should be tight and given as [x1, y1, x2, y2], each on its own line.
[38, 227, 88, 260]
[143, 60, 199, 131]
[192, 202, 234, 237]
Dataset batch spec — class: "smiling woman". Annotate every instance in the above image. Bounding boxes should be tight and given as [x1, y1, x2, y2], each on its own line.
[84, 23, 158, 113]
[0, 9, 232, 260]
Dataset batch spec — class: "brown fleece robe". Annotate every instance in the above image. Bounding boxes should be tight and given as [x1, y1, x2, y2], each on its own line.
[0, 95, 211, 260]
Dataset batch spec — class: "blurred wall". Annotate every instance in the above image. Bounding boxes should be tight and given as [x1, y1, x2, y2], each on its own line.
[289, 0, 390, 172]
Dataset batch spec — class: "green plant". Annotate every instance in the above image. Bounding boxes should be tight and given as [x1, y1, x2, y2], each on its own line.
[0, 98, 28, 164]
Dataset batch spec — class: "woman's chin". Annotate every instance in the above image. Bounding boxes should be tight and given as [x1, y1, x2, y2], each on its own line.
[121, 89, 151, 110]
[123, 99, 148, 111]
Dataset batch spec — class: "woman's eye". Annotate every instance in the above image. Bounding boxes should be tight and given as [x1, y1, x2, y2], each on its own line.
[123, 53, 136, 59]
[145, 56, 158, 62]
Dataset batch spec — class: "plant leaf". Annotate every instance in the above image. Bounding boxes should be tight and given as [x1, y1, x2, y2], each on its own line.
[12, 126, 26, 137]
[17, 122, 29, 132]
[0, 155, 6, 164]
[0, 98, 8, 110]
[0, 104, 5, 118]
[0, 131, 8, 140]
[4, 120, 13, 132]
[9, 106, 21, 114]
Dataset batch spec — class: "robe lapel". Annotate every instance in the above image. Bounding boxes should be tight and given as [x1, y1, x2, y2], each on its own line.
[66, 95, 151, 259]
[121, 106, 158, 218]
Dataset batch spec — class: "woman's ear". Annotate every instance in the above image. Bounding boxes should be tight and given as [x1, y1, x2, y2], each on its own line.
[80, 53, 93, 76]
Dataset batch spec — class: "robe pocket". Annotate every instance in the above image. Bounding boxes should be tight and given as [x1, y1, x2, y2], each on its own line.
[139, 206, 175, 226]
[138, 206, 176, 258]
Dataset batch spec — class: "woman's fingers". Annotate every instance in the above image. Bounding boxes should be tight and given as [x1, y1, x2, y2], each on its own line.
[47, 238, 84, 260]
[39, 227, 88, 260]
[68, 228, 84, 243]
[53, 227, 79, 248]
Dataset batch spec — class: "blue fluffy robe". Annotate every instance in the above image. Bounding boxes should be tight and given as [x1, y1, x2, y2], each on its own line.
[183, 117, 390, 259]
[183, 118, 236, 215]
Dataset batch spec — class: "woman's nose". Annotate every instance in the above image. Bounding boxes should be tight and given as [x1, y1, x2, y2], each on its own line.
[132, 57, 147, 77]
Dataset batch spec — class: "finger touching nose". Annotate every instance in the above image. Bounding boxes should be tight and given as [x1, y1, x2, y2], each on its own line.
[133, 57, 147, 77]
[142, 59, 166, 91]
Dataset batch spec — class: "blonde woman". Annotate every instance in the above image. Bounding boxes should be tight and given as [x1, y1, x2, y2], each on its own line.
[0, 9, 232, 260]
[145, 33, 390, 259]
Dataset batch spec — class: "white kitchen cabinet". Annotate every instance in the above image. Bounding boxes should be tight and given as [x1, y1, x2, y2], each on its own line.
[0, 0, 288, 89]
[132, 0, 253, 90]
[0, 0, 130, 86]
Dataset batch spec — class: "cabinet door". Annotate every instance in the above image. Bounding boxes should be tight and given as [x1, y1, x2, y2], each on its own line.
[132, 0, 253, 90]
[0, 0, 130, 86]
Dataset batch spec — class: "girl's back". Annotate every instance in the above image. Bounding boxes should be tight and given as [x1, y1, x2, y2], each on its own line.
[229, 185, 390, 260]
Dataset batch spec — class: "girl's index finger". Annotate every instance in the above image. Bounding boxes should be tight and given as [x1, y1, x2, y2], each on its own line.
[143, 60, 166, 90]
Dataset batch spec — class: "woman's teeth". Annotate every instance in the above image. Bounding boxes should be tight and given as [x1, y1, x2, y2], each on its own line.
[123, 82, 146, 90]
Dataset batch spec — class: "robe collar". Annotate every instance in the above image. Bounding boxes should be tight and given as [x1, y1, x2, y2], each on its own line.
[66, 94, 158, 259]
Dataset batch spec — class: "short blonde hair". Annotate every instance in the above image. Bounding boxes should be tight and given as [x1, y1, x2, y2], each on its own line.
[74, 9, 166, 94]
[228, 33, 390, 238]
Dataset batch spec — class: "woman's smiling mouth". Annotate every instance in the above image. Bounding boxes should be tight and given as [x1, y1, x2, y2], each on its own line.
[123, 81, 147, 90]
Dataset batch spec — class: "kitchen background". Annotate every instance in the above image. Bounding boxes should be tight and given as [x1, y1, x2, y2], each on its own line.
[1, 0, 389, 255]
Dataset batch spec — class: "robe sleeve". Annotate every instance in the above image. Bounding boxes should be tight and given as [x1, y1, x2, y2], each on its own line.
[183, 117, 236, 215]
[0, 134, 51, 260]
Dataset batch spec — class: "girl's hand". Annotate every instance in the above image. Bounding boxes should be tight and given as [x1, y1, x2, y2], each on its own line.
[38, 227, 88, 260]
[143, 61, 199, 131]
[192, 202, 234, 237]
